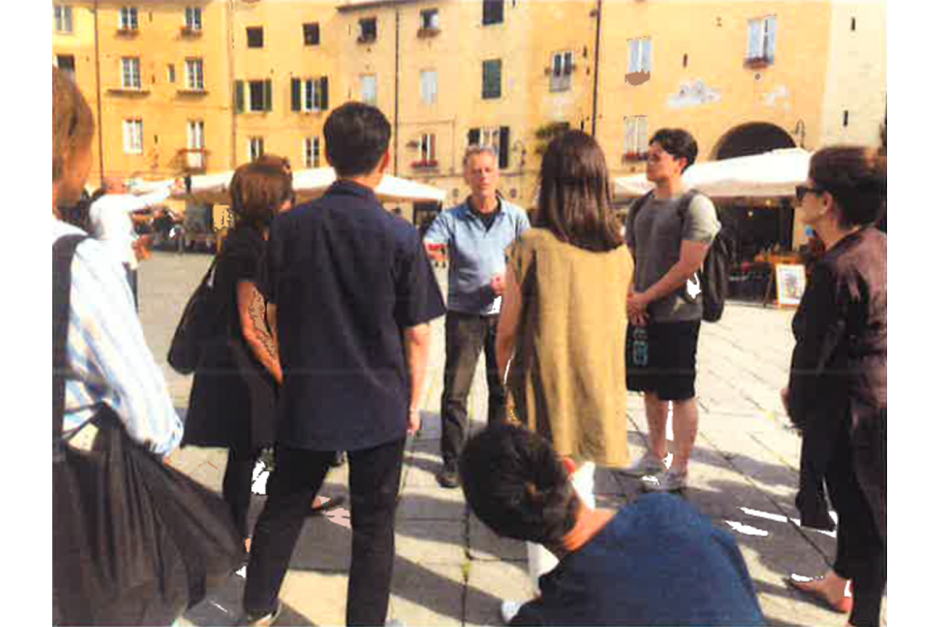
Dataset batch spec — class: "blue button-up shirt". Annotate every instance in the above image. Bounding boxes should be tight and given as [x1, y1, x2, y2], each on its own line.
[423, 197, 530, 315]
[54, 218, 183, 457]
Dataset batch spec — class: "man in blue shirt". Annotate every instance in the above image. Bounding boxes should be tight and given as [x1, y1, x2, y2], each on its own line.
[423, 146, 530, 487]
[239, 102, 446, 626]
[460, 425, 765, 626]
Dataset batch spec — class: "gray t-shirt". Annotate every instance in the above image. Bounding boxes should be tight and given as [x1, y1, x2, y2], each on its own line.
[625, 192, 720, 322]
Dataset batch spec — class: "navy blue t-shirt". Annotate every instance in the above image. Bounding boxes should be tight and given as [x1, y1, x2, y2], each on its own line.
[259, 180, 446, 452]
[512, 494, 765, 626]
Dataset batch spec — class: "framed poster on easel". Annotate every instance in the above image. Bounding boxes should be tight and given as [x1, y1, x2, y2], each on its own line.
[775, 264, 807, 307]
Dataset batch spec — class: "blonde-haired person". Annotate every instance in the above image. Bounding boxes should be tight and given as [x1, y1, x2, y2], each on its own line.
[783, 146, 887, 627]
[183, 157, 341, 551]
[52, 67, 184, 624]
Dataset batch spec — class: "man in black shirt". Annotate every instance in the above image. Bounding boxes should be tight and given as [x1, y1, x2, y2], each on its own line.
[239, 102, 446, 626]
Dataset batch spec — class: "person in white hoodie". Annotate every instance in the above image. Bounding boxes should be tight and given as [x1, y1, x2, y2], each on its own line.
[88, 176, 184, 308]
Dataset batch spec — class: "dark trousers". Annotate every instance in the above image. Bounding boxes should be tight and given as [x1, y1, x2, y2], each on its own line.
[439, 311, 507, 467]
[243, 438, 406, 626]
[222, 448, 262, 540]
[826, 427, 887, 627]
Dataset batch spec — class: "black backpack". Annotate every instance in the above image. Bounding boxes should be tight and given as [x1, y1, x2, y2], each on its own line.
[627, 189, 730, 322]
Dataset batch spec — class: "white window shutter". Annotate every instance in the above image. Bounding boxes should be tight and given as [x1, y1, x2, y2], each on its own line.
[638, 116, 648, 152]
[766, 16, 778, 60]
[624, 117, 636, 154]
[642, 39, 652, 73]
[629, 39, 640, 73]
[747, 20, 762, 59]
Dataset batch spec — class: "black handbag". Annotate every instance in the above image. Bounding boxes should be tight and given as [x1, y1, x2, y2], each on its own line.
[53, 235, 246, 626]
[167, 256, 225, 374]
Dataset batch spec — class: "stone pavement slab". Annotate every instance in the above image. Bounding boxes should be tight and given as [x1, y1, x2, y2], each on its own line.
[137, 255, 885, 626]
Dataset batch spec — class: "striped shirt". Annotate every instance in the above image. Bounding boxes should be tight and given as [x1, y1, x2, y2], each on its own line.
[54, 218, 183, 456]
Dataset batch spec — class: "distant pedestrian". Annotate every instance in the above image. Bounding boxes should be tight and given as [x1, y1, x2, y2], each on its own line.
[238, 102, 445, 626]
[52, 66, 184, 626]
[460, 424, 766, 626]
[89, 175, 184, 308]
[782, 146, 887, 627]
[423, 145, 530, 488]
[622, 128, 720, 492]
[494, 130, 633, 621]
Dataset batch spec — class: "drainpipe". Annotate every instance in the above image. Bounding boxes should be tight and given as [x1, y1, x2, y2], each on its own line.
[394, 8, 400, 175]
[227, 0, 237, 169]
[93, 0, 105, 182]
[590, 0, 602, 137]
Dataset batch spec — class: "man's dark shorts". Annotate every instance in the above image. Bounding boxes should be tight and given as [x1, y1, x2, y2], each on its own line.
[626, 320, 701, 401]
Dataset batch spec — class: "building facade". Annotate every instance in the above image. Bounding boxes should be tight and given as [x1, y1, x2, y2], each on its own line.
[53, 0, 887, 218]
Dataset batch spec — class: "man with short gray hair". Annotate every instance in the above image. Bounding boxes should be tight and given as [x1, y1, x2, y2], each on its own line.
[423, 145, 530, 488]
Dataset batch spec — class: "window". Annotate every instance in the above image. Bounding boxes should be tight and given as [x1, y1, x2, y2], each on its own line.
[123, 119, 143, 154]
[121, 57, 141, 89]
[291, 77, 329, 112]
[247, 27, 264, 48]
[119, 7, 139, 31]
[623, 115, 649, 159]
[185, 7, 202, 31]
[359, 18, 377, 42]
[550, 51, 573, 92]
[303, 22, 320, 45]
[420, 70, 438, 105]
[747, 16, 777, 63]
[468, 126, 510, 169]
[483, 0, 504, 26]
[421, 9, 440, 30]
[482, 59, 501, 99]
[235, 79, 273, 113]
[187, 120, 205, 150]
[419, 133, 437, 164]
[360, 75, 377, 105]
[185, 59, 204, 91]
[186, 120, 205, 170]
[628, 37, 653, 74]
[55, 54, 76, 81]
[248, 137, 264, 161]
[167, 64, 176, 83]
[304, 137, 320, 168]
[54, 5, 73, 33]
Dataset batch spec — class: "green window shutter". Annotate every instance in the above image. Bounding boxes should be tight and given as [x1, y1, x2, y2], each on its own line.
[235, 80, 244, 113]
[264, 79, 272, 111]
[320, 77, 329, 110]
[291, 78, 301, 111]
[499, 127, 510, 169]
[468, 128, 480, 146]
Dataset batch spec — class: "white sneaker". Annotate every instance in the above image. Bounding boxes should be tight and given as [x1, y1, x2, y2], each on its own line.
[500, 600, 524, 625]
[620, 451, 668, 478]
[641, 467, 688, 492]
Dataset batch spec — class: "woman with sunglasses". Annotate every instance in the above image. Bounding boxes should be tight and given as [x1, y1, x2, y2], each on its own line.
[783, 146, 887, 627]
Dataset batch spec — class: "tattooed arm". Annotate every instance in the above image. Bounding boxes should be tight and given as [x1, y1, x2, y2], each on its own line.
[237, 280, 283, 384]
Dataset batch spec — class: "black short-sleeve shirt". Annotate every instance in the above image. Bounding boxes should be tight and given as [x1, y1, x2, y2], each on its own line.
[259, 180, 446, 451]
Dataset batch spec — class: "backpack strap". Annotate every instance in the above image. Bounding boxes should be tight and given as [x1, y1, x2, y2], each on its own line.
[675, 188, 702, 228]
[53, 234, 88, 460]
[625, 190, 655, 246]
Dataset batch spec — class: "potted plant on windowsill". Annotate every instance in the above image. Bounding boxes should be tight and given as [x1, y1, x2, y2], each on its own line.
[417, 27, 441, 38]
[744, 55, 773, 69]
[180, 26, 202, 37]
[621, 152, 648, 164]
[411, 160, 439, 169]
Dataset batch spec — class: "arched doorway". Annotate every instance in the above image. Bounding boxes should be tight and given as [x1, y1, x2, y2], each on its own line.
[712, 123, 799, 303]
[713, 122, 796, 160]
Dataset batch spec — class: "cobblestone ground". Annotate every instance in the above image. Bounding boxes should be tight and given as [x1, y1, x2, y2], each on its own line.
[137, 251, 885, 626]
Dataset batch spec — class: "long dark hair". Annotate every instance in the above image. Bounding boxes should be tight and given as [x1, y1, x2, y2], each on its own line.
[534, 130, 623, 252]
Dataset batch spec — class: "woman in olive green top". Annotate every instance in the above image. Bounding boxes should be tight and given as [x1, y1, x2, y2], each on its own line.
[496, 130, 633, 604]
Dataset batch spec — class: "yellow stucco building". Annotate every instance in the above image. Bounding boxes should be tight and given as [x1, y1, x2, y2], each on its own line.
[53, 0, 887, 228]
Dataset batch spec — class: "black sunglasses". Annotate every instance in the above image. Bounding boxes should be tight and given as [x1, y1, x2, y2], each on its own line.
[795, 184, 825, 202]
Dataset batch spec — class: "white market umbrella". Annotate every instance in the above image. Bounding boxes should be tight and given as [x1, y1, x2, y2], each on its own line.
[614, 148, 813, 199]
[142, 167, 447, 205]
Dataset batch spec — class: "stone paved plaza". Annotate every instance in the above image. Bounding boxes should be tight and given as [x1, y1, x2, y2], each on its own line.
[136, 251, 885, 626]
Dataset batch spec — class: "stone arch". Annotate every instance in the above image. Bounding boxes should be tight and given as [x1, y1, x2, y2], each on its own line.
[712, 122, 796, 160]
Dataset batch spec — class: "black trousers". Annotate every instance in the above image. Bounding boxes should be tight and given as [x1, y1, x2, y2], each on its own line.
[826, 424, 887, 627]
[222, 448, 262, 540]
[243, 438, 406, 626]
[439, 311, 507, 467]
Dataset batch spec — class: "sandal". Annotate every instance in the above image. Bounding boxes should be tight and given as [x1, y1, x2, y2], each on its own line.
[309, 494, 346, 516]
[785, 574, 852, 614]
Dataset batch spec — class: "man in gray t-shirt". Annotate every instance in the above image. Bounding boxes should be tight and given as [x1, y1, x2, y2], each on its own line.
[623, 128, 720, 493]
